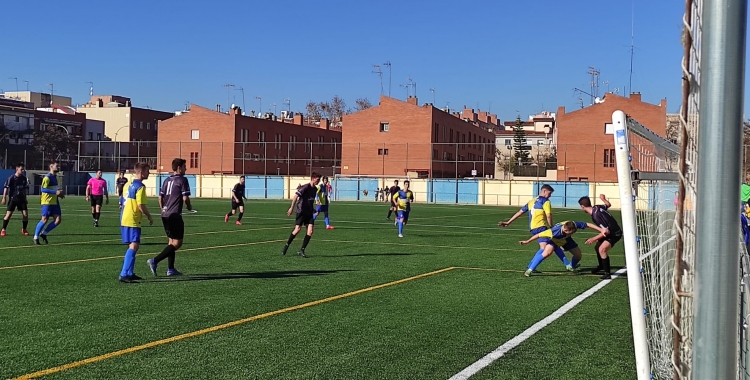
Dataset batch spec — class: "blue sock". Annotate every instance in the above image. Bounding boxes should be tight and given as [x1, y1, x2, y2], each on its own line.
[324, 215, 330, 226]
[398, 220, 404, 235]
[43, 222, 58, 235]
[313, 213, 318, 221]
[571, 256, 581, 268]
[528, 249, 546, 271]
[554, 247, 571, 266]
[34, 220, 46, 237]
[120, 249, 136, 277]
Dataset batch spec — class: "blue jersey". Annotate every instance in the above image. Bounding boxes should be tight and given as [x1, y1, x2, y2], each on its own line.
[540, 221, 588, 246]
[519, 196, 552, 231]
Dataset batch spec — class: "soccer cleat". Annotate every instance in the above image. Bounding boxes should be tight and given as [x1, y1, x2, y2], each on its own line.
[524, 269, 533, 277]
[591, 267, 604, 274]
[326, 225, 334, 230]
[166, 269, 183, 277]
[224, 214, 229, 223]
[398, 234, 403, 238]
[281, 244, 289, 255]
[119, 275, 136, 283]
[147, 259, 158, 276]
[297, 250, 307, 258]
[600, 273, 612, 280]
[573, 262, 581, 269]
[235, 221, 242, 226]
[33, 237, 40, 245]
[130, 274, 144, 281]
[40, 234, 48, 244]
[0, 230, 5, 237]
[94, 220, 99, 228]
[21, 229, 29, 236]
[565, 264, 574, 272]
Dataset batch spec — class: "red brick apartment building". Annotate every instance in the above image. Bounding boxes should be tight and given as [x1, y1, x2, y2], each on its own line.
[157, 104, 342, 175]
[342, 96, 496, 178]
[556, 92, 667, 182]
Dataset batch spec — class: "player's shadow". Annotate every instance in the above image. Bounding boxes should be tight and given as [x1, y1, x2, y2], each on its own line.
[148, 270, 349, 282]
[318, 252, 434, 257]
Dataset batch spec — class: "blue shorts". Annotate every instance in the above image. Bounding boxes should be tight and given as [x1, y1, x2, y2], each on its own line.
[530, 226, 550, 243]
[561, 237, 578, 251]
[397, 210, 410, 223]
[121, 227, 142, 244]
[316, 205, 329, 213]
[41, 205, 62, 218]
[119, 196, 125, 205]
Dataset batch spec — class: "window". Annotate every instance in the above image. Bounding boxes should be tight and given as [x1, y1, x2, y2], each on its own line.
[318, 136, 324, 151]
[434, 123, 439, 142]
[189, 152, 199, 168]
[132, 121, 136, 129]
[331, 138, 337, 151]
[603, 148, 616, 167]
[504, 139, 511, 146]
[88, 132, 93, 140]
[14, 116, 19, 122]
[96, 133, 101, 141]
[449, 129, 453, 143]
[443, 126, 447, 142]
[579, 177, 589, 182]
[304, 137, 311, 152]
[433, 149, 438, 159]
[537, 140, 545, 145]
[275, 133, 282, 150]
[190, 130, 199, 140]
[146, 122, 150, 130]
[379, 122, 389, 132]
[378, 148, 389, 155]
[139, 121, 143, 129]
[289, 135, 297, 151]
[155, 123, 158, 131]
[258, 131, 266, 147]
[605, 123, 614, 135]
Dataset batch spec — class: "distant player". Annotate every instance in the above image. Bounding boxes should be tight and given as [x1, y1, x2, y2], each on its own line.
[86, 169, 109, 227]
[386, 180, 400, 220]
[393, 180, 414, 238]
[34, 161, 64, 245]
[118, 163, 154, 283]
[578, 195, 624, 279]
[281, 172, 321, 258]
[147, 158, 192, 276]
[225, 176, 246, 225]
[519, 220, 606, 277]
[116, 171, 129, 210]
[313, 176, 334, 230]
[499, 184, 572, 269]
[1, 163, 30, 236]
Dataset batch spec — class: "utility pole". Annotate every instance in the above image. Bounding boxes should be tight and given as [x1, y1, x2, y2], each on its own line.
[383, 61, 392, 96]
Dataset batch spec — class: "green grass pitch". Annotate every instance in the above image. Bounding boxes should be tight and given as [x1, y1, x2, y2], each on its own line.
[0, 197, 636, 379]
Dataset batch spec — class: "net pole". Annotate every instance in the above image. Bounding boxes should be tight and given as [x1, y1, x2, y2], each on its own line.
[693, 0, 747, 378]
[612, 110, 652, 380]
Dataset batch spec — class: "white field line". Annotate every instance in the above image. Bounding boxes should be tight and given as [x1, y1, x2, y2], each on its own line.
[448, 266, 628, 380]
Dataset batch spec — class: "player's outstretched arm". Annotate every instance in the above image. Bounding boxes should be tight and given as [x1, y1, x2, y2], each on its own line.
[499, 209, 524, 227]
[520, 232, 541, 245]
[599, 194, 612, 208]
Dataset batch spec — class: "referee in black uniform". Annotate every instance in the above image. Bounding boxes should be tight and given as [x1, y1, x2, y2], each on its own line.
[1, 163, 30, 236]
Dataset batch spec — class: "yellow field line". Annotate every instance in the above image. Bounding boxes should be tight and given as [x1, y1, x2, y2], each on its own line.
[0, 239, 286, 271]
[0, 226, 288, 252]
[12, 267, 457, 379]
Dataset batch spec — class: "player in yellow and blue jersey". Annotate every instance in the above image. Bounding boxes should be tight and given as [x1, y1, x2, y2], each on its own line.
[393, 180, 414, 238]
[519, 220, 607, 277]
[313, 176, 335, 230]
[33, 162, 64, 245]
[118, 163, 154, 283]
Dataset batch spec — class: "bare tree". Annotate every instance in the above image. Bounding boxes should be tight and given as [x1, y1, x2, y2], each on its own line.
[329, 95, 347, 121]
[354, 98, 373, 112]
[305, 101, 321, 122]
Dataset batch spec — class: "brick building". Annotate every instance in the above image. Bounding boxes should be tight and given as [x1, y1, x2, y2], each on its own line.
[342, 96, 496, 178]
[556, 92, 667, 182]
[157, 104, 341, 175]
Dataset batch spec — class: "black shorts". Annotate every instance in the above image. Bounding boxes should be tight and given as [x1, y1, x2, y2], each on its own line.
[6, 198, 27, 212]
[162, 214, 185, 240]
[295, 213, 315, 226]
[90, 195, 104, 207]
[598, 233, 622, 248]
[231, 199, 244, 210]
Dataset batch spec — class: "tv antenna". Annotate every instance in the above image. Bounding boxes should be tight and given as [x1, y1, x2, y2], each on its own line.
[223, 84, 235, 112]
[429, 87, 435, 104]
[383, 61, 392, 96]
[587, 67, 600, 104]
[573, 87, 595, 106]
[372, 64, 384, 95]
[407, 77, 416, 98]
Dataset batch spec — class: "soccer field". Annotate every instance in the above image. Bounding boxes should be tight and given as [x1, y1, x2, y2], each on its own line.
[0, 197, 636, 380]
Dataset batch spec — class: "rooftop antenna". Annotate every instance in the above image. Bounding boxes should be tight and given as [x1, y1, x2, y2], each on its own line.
[284, 98, 291, 113]
[383, 61, 392, 96]
[372, 64, 384, 95]
[578, 97, 584, 109]
[23, 80, 28, 91]
[587, 66, 600, 104]
[400, 84, 409, 99]
[8, 77, 18, 98]
[407, 77, 416, 98]
[573, 87, 595, 106]
[235, 86, 246, 113]
[255, 96, 261, 117]
[628, 0, 635, 95]
[488, 101, 492, 113]
[223, 84, 235, 112]
[429, 87, 435, 104]
[85, 81, 94, 96]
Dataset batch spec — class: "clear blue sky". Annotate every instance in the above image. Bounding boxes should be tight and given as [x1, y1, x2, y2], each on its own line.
[1, 0, 747, 121]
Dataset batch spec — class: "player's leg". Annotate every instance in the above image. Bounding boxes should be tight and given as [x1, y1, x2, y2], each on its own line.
[20, 202, 28, 235]
[525, 244, 557, 276]
[225, 200, 237, 223]
[568, 246, 583, 271]
[591, 240, 605, 274]
[94, 200, 103, 226]
[387, 203, 394, 220]
[298, 221, 314, 257]
[282, 218, 303, 255]
[34, 207, 50, 244]
[556, 238, 577, 270]
[90, 197, 97, 222]
[120, 226, 141, 282]
[597, 240, 614, 279]
[236, 204, 244, 225]
[313, 205, 321, 221]
[42, 210, 61, 239]
[1, 205, 13, 236]
[396, 210, 405, 237]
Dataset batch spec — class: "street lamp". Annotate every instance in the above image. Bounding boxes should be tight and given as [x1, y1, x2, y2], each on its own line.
[114, 125, 128, 172]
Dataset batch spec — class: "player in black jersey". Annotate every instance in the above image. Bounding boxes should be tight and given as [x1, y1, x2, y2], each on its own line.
[579, 195, 624, 279]
[386, 180, 400, 220]
[225, 176, 246, 225]
[1, 163, 29, 236]
[281, 172, 321, 258]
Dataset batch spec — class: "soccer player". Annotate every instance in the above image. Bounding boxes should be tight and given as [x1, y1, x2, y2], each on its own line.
[313, 176, 334, 230]
[519, 220, 607, 277]
[281, 172, 321, 258]
[578, 194, 624, 279]
[393, 180, 414, 238]
[116, 171, 129, 210]
[86, 169, 109, 227]
[1, 163, 30, 236]
[386, 180, 400, 220]
[34, 162, 64, 245]
[498, 184, 571, 268]
[225, 176, 246, 225]
[118, 163, 154, 283]
[147, 158, 192, 276]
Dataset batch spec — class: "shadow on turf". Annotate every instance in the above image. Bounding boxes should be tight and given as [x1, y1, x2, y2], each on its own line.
[146, 269, 350, 282]
[317, 252, 435, 258]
